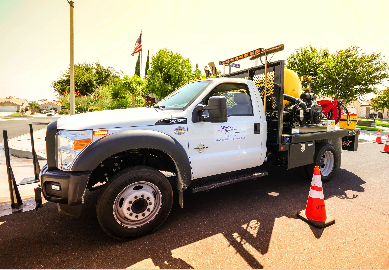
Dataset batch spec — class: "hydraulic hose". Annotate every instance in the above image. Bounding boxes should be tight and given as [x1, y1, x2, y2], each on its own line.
[283, 94, 307, 111]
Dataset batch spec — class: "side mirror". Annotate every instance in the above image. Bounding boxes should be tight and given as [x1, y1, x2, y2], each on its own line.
[192, 96, 228, 123]
[205, 96, 228, 122]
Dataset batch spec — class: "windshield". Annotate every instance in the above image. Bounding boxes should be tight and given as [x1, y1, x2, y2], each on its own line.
[155, 80, 212, 110]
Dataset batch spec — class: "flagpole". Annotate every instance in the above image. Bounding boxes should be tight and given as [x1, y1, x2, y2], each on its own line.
[140, 50, 142, 78]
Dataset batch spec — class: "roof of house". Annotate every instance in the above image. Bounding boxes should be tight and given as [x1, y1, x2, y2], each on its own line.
[0, 98, 28, 106]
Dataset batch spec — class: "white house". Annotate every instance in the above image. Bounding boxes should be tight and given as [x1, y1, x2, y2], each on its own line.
[0, 98, 28, 112]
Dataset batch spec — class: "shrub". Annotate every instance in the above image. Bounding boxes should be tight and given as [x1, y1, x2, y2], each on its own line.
[376, 121, 389, 127]
[59, 109, 69, 115]
[88, 106, 102, 112]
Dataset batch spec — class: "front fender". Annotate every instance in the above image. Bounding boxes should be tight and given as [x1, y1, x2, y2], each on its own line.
[72, 129, 192, 191]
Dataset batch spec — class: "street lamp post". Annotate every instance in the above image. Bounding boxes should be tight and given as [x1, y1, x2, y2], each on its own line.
[67, 0, 75, 115]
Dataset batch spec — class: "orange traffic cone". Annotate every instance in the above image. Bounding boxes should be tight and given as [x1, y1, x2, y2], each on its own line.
[376, 130, 383, 144]
[298, 166, 335, 228]
[382, 135, 389, 153]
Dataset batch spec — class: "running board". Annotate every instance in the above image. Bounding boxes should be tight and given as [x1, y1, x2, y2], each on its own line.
[190, 169, 268, 193]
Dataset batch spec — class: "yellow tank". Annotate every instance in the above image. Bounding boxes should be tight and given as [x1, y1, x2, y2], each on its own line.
[283, 69, 303, 107]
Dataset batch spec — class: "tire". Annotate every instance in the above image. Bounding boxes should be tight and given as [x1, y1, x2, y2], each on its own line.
[302, 144, 338, 182]
[96, 166, 173, 239]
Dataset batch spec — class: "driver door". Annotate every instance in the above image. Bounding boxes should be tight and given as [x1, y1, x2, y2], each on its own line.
[187, 82, 265, 179]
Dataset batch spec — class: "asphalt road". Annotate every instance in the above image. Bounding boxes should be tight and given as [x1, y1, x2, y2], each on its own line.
[0, 141, 388, 268]
[0, 115, 59, 142]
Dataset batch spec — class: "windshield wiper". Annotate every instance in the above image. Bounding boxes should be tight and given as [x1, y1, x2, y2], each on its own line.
[153, 105, 165, 109]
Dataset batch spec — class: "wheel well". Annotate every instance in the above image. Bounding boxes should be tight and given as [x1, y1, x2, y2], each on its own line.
[87, 148, 178, 190]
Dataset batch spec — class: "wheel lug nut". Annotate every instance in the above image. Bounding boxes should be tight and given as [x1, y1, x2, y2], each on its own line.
[134, 196, 138, 199]
[147, 197, 150, 200]
[142, 213, 145, 217]
[129, 201, 132, 204]
[135, 215, 138, 219]
[149, 202, 152, 205]
[147, 208, 150, 212]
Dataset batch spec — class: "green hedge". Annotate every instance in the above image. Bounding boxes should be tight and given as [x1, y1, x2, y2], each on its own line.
[376, 121, 389, 127]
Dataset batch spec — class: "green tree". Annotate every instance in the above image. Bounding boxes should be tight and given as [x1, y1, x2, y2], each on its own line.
[286, 45, 330, 82]
[145, 50, 150, 77]
[371, 87, 389, 111]
[52, 62, 120, 96]
[123, 75, 145, 107]
[135, 53, 141, 77]
[193, 63, 203, 79]
[28, 101, 40, 114]
[109, 80, 131, 109]
[287, 45, 389, 104]
[146, 48, 193, 99]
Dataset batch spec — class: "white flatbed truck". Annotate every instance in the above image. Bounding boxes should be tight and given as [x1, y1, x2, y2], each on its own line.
[40, 60, 359, 239]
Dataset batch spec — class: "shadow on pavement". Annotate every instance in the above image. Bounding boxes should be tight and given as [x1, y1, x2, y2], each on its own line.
[0, 165, 365, 269]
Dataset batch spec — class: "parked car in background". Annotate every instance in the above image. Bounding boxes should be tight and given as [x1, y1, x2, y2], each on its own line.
[47, 110, 55, 116]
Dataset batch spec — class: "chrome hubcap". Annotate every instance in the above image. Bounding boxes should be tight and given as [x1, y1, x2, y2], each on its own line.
[113, 181, 162, 228]
[320, 151, 334, 177]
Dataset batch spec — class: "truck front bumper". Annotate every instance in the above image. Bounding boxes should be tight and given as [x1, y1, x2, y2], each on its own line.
[40, 164, 91, 206]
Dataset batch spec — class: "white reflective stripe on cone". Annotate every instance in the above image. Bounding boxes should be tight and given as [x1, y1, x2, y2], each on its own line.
[311, 175, 322, 187]
[309, 189, 324, 199]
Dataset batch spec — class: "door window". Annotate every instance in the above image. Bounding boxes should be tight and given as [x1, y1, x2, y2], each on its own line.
[202, 83, 253, 117]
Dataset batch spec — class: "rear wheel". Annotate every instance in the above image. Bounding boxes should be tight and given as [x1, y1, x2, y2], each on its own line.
[96, 166, 173, 239]
[300, 144, 338, 182]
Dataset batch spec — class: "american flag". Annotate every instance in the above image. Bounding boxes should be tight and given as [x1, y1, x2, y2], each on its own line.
[131, 32, 142, 56]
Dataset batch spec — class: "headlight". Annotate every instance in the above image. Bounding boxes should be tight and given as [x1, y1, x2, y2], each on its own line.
[57, 130, 92, 171]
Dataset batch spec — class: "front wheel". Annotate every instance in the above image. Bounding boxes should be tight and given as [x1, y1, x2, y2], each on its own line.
[96, 166, 173, 239]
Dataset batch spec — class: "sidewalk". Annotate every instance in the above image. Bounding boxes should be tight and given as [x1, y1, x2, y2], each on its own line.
[358, 128, 389, 144]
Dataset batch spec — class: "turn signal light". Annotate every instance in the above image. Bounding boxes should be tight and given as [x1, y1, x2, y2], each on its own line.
[74, 138, 92, 150]
[93, 130, 108, 136]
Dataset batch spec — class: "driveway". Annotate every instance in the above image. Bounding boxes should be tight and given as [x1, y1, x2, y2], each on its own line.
[0, 112, 13, 117]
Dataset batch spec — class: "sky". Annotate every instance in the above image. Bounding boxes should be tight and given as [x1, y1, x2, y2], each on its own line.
[0, 0, 389, 102]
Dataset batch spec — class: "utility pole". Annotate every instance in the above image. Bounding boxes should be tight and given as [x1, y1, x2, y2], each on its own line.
[67, 0, 75, 115]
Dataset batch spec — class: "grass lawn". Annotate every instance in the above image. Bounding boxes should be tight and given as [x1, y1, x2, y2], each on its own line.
[7, 112, 23, 117]
[356, 126, 380, 131]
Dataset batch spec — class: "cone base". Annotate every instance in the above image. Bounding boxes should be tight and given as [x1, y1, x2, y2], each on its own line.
[297, 209, 335, 228]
